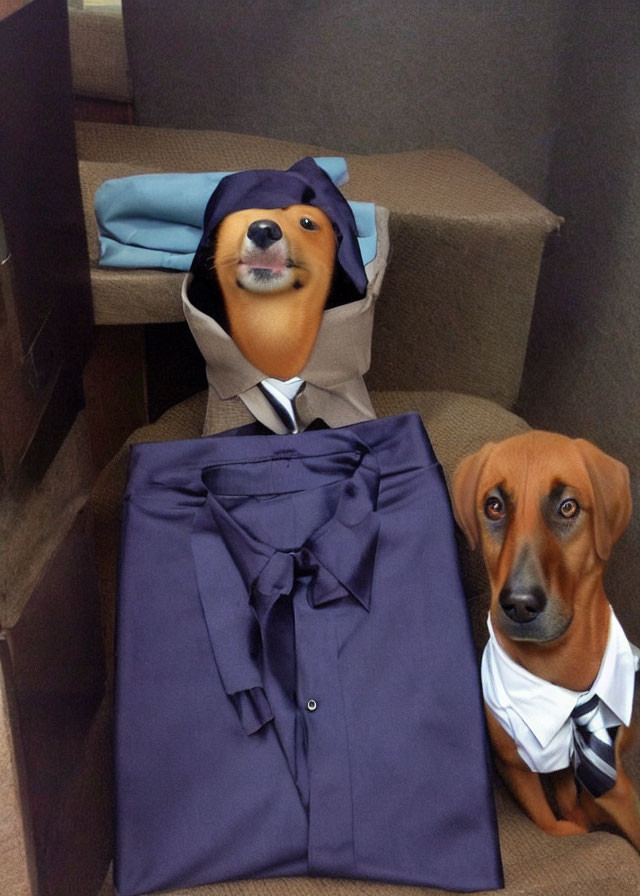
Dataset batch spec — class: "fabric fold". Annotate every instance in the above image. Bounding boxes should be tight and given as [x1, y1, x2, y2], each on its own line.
[230, 687, 275, 736]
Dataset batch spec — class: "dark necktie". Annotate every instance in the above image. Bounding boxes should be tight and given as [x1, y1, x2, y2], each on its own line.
[252, 548, 350, 802]
[570, 694, 618, 798]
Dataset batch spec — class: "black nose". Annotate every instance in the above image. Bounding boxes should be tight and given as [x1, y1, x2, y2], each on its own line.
[246, 219, 283, 249]
[499, 585, 547, 623]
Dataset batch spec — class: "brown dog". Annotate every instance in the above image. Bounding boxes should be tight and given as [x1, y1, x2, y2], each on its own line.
[452, 431, 640, 849]
[212, 204, 337, 380]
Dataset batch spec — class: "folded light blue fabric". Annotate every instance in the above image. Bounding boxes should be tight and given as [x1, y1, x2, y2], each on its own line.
[95, 159, 377, 271]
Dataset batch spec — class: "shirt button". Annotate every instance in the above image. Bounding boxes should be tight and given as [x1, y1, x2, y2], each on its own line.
[306, 698, 318, 712]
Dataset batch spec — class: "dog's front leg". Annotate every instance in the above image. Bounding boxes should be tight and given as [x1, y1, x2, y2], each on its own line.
[578, 771, 640, 852]
[486, 708, 588, 837]
[580, 727, 640, 853]
[549, 767, 590, 830]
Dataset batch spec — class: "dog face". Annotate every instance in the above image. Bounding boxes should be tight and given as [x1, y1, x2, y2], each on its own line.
[211, 204, 337, 379]
[214, 204, 336, 296]
[452, 432, 631, 644]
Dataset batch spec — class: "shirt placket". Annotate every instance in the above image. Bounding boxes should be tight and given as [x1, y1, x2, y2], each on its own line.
[292, 574, 355, 877]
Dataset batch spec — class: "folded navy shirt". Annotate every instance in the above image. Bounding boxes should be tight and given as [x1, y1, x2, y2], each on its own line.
[115, 414, 503, 895]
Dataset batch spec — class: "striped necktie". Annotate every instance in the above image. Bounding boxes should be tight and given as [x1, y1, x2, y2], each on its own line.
[570, 694, 618, 798]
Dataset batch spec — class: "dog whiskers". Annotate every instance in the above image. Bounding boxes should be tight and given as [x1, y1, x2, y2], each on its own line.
[211, 254, 240, 272]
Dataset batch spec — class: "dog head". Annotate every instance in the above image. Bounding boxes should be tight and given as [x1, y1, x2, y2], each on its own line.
[214, 204, 336, 297]
[451, 432, 631, 645]
[209, 204, 337, 378]
[187, 158, 366, 380]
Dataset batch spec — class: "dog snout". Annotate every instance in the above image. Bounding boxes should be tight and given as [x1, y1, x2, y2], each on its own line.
[247, 219, 283, 249]
[498, 545, 548, 625]
[499, 584, 547, 623]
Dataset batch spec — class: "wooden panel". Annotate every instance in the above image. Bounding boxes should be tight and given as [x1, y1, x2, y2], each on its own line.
[0, 0, 93, 489]
[0, 11, 105, 890]
[6, 508, 109, 896]
[0, 409, 109, 896]
[0, 640, 36, 896]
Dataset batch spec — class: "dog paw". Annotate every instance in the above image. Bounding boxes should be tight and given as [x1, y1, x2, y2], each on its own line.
[547, 819, 589, 837]
[559, 805, 591, 829]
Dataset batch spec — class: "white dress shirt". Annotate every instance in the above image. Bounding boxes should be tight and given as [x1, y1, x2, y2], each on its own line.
[481, 608, 639, 774]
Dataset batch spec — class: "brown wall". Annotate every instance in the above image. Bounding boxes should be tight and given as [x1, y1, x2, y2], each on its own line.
[121, 0, 567, 200]
[519, 1, 640, 641]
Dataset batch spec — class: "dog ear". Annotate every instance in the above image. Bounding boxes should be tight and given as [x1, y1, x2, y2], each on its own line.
[451, 443, 495, 551]
[574, 439, 632, 561]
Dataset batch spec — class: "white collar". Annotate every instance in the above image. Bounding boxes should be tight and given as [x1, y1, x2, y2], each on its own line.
[482, 607, 638, 752]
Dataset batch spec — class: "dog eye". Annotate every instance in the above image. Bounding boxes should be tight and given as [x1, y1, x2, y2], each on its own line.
[558, 498, 580, 519]
[300, 216, 319, 231]
[484, 495, 506, 522]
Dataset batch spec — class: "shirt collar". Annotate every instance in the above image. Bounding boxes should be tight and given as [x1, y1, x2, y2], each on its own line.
[484, 609, 638, 749]
[182, 273, 375, 400]
[195, 443, 380, 612]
